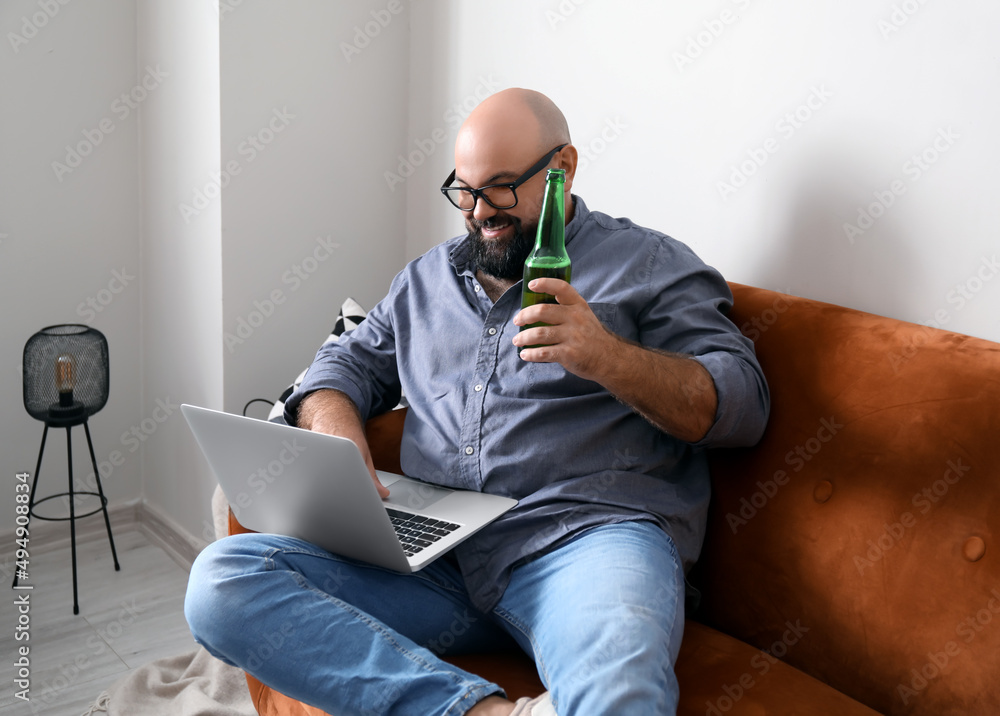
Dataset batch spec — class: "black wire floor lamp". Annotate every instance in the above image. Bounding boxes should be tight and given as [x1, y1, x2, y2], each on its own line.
[14, 325, 120, 614]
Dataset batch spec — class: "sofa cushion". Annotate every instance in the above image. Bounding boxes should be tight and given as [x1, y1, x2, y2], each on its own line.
[675, 622, 880, 715]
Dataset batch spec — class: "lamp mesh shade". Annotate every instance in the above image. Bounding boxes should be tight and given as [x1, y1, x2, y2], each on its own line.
[23, 325, 109, 422]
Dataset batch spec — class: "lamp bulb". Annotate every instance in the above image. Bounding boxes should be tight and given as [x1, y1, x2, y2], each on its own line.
[56, 353, 76, 406]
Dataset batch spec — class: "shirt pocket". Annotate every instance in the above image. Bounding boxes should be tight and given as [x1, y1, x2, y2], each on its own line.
[589, 302, 620, 332]
[523, 302, 621, 398]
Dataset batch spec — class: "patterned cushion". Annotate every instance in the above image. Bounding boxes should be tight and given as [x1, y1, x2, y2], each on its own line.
[266, 297, 373, 423]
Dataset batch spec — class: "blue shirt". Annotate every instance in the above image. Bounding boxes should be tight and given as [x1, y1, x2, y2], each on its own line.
[286, 196, 769, 612]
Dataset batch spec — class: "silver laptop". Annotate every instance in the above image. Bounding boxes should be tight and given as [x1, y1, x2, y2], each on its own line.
[181, 404, 516, 572]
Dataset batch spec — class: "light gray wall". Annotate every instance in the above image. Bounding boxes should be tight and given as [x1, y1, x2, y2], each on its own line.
[0, 0, 143, 536]
[137, 0, 224, 546]
[408, 1, 1000, 344]
[218, 0, 410, 419]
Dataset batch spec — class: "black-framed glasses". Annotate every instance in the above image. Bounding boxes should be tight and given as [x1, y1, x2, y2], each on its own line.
[440, 144, 567, 211]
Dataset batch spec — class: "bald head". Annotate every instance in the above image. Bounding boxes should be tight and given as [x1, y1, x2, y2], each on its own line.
[518, 89, 572, 150]
[484, 88, 571, 151]
[454, 89, 572, 187]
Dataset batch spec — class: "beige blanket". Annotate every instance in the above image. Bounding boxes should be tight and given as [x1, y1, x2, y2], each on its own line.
[82, 646, 255, 716]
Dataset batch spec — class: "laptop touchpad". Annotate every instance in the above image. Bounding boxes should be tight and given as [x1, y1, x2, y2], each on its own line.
[384, 479, 453, 512]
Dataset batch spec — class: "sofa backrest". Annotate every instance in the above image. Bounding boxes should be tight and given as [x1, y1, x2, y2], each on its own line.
[698, 283, 1000, 715]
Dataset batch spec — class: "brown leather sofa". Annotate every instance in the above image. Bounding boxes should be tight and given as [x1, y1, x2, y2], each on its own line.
[228, 283, 1000, 715]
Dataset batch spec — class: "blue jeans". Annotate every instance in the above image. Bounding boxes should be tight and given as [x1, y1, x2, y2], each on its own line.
[185, 521, 685, 716]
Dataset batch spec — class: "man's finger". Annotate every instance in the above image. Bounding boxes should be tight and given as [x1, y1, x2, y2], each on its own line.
[514, 302, 566, 328]
[526, 278, 581, 305]
[513, 323, 558, 350]
[362, 453, 390, 499]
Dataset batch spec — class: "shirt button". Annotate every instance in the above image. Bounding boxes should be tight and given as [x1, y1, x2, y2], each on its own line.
[474, 384, 483, 392]
[488, 327, 497, 336]
[474, 284, 481, 293]
[464, 446, 474, 455]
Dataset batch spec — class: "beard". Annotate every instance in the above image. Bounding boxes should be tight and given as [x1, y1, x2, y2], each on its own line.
[467, 213, 537, 280]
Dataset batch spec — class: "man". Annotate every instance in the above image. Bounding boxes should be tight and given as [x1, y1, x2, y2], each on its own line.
[186, 88, 769, 715]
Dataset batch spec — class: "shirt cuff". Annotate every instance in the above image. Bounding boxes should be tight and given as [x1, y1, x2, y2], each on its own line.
[282, 374, 370, 428]
[691, 351, 769, 449]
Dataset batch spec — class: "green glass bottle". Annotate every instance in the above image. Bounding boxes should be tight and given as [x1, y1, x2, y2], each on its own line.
[520, 168, 570, 349]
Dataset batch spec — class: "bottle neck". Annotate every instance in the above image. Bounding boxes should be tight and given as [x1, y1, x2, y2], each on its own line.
[533, 170, 566, 254]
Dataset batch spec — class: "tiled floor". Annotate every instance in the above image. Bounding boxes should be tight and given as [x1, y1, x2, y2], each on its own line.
[0, 528, 200, 715]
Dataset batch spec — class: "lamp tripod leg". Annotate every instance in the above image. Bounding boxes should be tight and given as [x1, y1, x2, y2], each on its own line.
[67, 427, 79, 616]
[84, 420, 120, 571]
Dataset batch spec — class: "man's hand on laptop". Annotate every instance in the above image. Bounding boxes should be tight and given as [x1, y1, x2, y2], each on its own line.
[296, 390, 390, 499]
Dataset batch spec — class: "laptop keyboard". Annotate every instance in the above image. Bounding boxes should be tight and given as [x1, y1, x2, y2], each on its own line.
[386, 508, 461, 557]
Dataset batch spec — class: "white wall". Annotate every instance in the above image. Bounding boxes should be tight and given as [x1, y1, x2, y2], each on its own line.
[218, 0, 410, 418]
[0, 0, 412, 543]
[0, 0, 143, 537]
[0, 0, 224, 544]
[407, 0, 1000, 344]
[137, 0, 223, 545]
